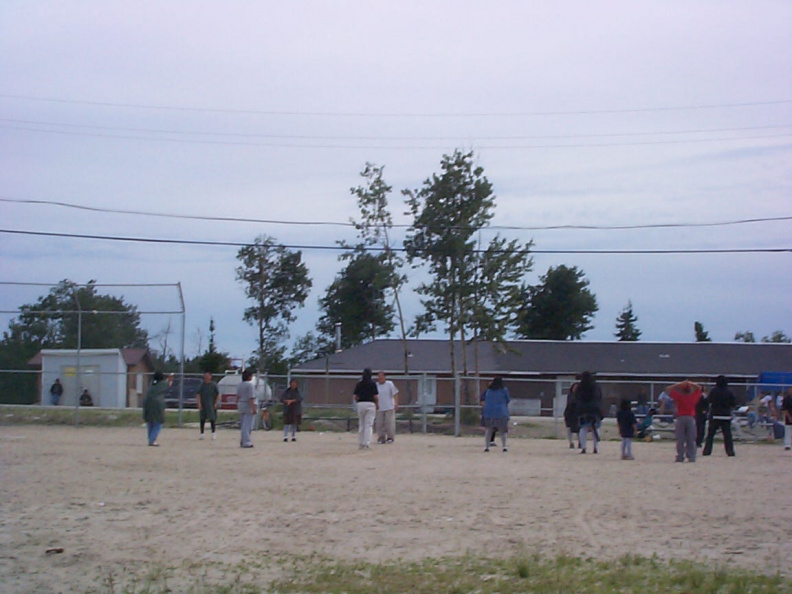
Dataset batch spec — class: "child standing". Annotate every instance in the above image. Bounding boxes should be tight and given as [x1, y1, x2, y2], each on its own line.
[617, 398, 637, 460]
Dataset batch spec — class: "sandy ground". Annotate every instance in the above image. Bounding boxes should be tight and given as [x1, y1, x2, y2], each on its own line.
[1, 423, 791, 592]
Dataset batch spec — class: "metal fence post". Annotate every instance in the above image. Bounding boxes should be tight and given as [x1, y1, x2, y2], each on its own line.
[454, 373, 461, 437]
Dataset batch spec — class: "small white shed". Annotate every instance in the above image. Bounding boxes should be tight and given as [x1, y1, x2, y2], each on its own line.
[41, 349, 128, 408]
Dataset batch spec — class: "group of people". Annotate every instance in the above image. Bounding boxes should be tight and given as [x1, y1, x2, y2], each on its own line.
[139, 367, 792, 456]
[48, 378, 94, 407]
[563, 373, 761, 462]
[353, 369, 399, 449]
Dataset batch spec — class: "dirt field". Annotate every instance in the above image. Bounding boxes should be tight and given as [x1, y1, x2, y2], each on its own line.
[1, 423, 790, 592]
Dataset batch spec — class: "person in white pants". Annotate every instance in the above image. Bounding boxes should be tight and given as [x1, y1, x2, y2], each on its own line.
[353, 368, 378, 449]
[375, 372, 399, 444]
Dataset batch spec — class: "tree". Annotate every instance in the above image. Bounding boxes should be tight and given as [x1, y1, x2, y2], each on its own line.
[694, 321, 711, 342]
[197, 318, 231, 374]
[236, 235, 312, 374]
[317, 249, 395, 352]
[405, 150, 532, 376]
[762, 330, 791, 343]
[734, 331, 756, 343]
[0, 280, 149, 403]
[516, 265, 598, 340]
[614, 301, 641, 341]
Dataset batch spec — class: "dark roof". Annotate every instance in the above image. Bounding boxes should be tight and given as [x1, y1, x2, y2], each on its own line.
[293, 339, 792, 379]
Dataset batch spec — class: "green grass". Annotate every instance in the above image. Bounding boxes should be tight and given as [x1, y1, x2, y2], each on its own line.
[0, 404, 238, 427]
[97, 554, 791, 593]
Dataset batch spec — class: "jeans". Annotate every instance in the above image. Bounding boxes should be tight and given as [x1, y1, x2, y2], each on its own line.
[357, 401, 376, 447]
[621, 437, 633, 458]
[147, 422, 162, 445]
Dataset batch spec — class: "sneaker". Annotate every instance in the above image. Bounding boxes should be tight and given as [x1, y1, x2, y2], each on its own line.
[484, 448, 490, 452]
[241, 444, 254, 448]
[785, 446, 791, 451]
[580, 449, 586, 454]
[502, 447, 508, 453]
[283, 438, 288, 442]
[291, 437, 297, 442]
[593, 447, 598, 454]
[149, 442, 159, 447]
[386, 438, 394, 444]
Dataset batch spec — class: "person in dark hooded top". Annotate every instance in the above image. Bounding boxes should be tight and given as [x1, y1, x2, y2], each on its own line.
[702, 375, 736, 457]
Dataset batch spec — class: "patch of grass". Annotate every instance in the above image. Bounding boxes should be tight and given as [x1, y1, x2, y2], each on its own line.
[267, 553, 791, 594]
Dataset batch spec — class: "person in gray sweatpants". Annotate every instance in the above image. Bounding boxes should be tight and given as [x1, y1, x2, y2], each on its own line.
[237, 368, 257, 448]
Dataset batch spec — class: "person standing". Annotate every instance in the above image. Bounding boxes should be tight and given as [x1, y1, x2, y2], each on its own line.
[375, 371, 399, 444]
[575, 371, 603, 454]
[563, 383, 580, 449]
[143, 371, 169, 446]
[702, 375, 736, 457]
[197, 371, 220, 441]
[482, 376, 511, 452]
[280, 379, 303, 442]
[664, 380, 703, 463]
[781, 388, 792, 451]
[49, 379, 63, 406]
[616, 398, 637, 460]
[353, 368, 378, 450]
[237, 369, 257, 448]
[695, 388, 709, 448]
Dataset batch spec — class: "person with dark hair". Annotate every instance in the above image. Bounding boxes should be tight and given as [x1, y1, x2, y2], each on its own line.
[695, 388, 709, 448]
[665, 379, 703, 463]
[197, 371, 220, 441]
[481, 376, 511, 452]
[143, 371, 169, 446]
[237, 368, 257, 448]
[563, 383, 580, 449]
[782, 388, 792, 451]
[575, 371, 602, 454]
[49, 378, 63, 406]
[281, 379, 303, 442]
[79, 389, 94, 407]
[353, 368, 378, 450]
[702, 375, 736, 457]
[616, 398, 637, 460]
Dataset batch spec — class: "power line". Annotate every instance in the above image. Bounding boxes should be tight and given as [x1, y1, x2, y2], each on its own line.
[2, 228, 789, 254]
[4, 123, 791, 149]
[2, 117, 790, 141]
[1, 93, 790, 117]
[2, 196, 791, 232]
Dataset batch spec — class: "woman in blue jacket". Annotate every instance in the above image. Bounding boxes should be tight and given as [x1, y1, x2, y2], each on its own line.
[482, 376, 510, 452]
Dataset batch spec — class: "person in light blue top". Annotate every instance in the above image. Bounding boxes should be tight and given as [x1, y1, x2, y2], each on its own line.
[481, 375, 510, 452]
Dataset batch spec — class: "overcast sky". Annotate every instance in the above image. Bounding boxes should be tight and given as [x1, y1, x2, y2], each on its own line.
[1, 1, 790, 362]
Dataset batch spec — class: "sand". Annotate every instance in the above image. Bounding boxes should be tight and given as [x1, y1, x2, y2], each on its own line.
[1, 423, 790, 592]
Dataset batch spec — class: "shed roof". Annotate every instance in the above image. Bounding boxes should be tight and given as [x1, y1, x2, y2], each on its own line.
[29, 348, 154, 370]
[293, 339, 792, 379]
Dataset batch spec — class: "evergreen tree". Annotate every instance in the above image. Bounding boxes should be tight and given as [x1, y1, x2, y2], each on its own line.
[614, 301, 641, 341]
[694, 321, 711, 342]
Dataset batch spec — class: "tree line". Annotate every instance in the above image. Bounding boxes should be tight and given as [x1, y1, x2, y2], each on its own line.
[1, 150, 789, 403]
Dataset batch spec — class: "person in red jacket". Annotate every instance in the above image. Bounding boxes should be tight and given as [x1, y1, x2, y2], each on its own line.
[663, 380, 703, 463]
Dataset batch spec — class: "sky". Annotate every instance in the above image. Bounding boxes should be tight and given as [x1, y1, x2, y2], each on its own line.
[1, 1, 790, 362]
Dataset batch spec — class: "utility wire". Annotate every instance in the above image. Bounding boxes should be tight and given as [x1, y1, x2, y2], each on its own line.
[2, 196, 791, 232]
[1, 228, 789, 254]
[2, 117, 790, 141]
[1, 93, 790, 117]
[3, 124, 791, 149]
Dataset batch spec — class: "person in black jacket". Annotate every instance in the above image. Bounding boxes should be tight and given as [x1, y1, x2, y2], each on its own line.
[702, 375, 736, 457]
[575, 372, 603, 454]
